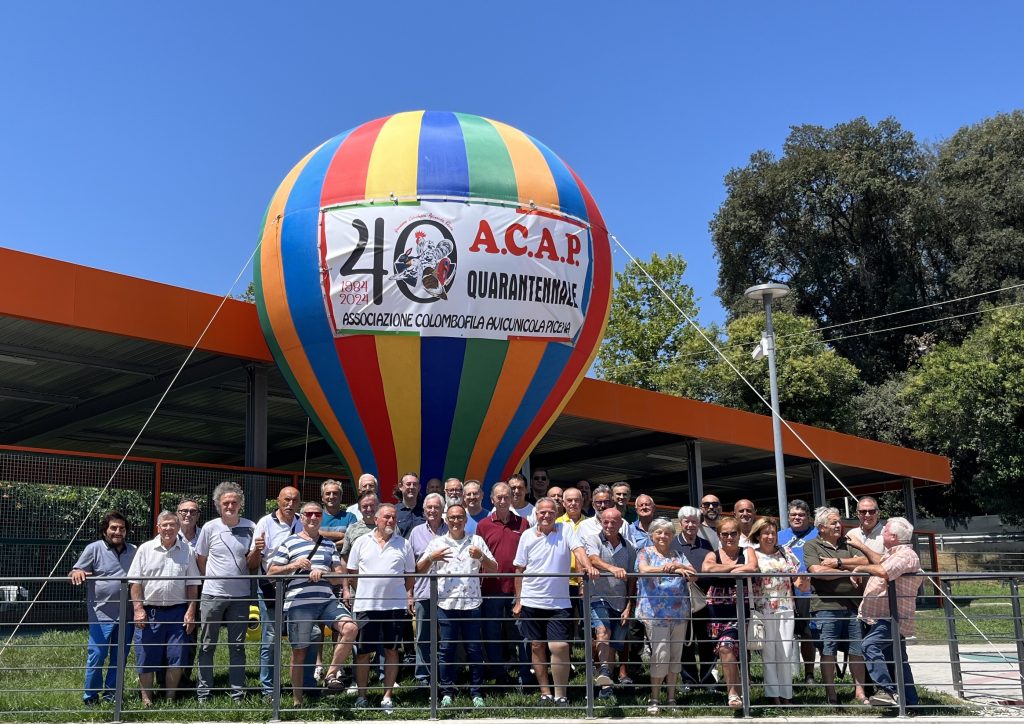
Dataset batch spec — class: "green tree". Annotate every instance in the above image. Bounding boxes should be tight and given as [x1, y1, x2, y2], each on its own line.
[902, 307, 1024, 524]
[669, 312, 862, 431]
[594, 253, 708, 390]
[935, 111, 1024, 299]
[710, 117, 951, 383]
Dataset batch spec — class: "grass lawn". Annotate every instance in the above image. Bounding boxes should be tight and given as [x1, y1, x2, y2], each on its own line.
[913, 579, 1022, 647]
[0, 627, 976, 721]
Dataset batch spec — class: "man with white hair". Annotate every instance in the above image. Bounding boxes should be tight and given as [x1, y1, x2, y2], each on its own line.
[672, 506, 715, 690]
[851, 517, 922, 708]
[847, 496, 886, 555]
[195, 481, 260, 702]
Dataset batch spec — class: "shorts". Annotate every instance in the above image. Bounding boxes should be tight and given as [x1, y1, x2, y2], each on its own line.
[518, 606, 572, 643]
[287, 599, 353, 649]
[356, 609, 406, 653]
[590, 601, 627, 651]
[814, 609, 863, 657]
[711, 623, 740, 654]
[794, 596, 815, 639]
[134, 604, 189, 673]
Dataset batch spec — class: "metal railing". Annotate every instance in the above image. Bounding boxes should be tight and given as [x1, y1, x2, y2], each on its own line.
[0, 570, 1020, 720]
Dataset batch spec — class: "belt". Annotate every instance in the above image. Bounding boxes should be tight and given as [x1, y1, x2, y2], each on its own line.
[147, 604, 184, 610]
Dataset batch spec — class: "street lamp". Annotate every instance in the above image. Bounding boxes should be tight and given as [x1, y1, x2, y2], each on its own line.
[744, 282, 791, 523]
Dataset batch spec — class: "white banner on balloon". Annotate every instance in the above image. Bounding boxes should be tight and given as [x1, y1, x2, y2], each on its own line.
[320, 202, 592, 343]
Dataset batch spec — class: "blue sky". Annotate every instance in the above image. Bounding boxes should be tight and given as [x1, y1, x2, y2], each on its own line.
[3, 2, 1022, 324]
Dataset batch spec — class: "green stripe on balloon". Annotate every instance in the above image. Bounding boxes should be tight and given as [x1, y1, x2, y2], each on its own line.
[443, 338, 509, 478]
[456, 113, 518, 203]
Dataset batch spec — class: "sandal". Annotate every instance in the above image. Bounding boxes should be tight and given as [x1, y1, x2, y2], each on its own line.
[539, 693, 553, 705]
[647, 698, 659, 714]
[728, 694, 743, 710]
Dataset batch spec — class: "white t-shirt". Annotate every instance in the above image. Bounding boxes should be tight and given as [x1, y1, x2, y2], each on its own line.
[419, 533, 495, 610]
[347, 532, 415, 613]
[252, 511, 302, 572]
[513, 522, 582, 610]
[195, 518, 256, 598]
[515, 503, 535, 522]
[847, 522, 885, 555]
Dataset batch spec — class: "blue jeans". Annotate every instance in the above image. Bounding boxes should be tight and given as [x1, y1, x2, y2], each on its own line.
[438, 607, 484, 697]
[862, 619, 918, 705]
[84, 620, 129, 702]
[480, 595, 531, 685]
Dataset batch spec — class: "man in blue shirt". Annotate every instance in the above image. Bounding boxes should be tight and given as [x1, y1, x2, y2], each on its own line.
[777, 499, 819, 684]
[396, 473, 425, 538]
[69, 511, 137, 706]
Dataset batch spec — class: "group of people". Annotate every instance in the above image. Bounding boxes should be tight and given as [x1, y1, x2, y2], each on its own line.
[68, 473, 923, 713]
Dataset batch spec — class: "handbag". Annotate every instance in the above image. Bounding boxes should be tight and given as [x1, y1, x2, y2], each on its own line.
[746, 609, 766, 651]
[688, 581, 707, 613]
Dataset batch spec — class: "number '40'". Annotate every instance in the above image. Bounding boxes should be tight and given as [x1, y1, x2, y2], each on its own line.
[339, 218, 385, 305]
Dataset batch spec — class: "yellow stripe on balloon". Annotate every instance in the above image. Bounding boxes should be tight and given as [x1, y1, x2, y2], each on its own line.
[464, 339, 546, 482]
[487, 119, 560, 211]
[260, 146, 360, 473]
[365, 110, 424, 200]
[375, 334, 422, 478]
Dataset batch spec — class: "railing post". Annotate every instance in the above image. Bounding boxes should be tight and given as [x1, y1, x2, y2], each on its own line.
[429, 574, 438, 721]
[1008, 578, 1024, 704]
[582, 576, 594, 719]
[113, 579, 128, 724]
[887, 579, 908, 717]
[736, 575, 751, 718]
[270, 579, 284, 722]
[940, 579, 964, 699]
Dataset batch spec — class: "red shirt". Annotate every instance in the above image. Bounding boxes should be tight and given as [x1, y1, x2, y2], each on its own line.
[477, 510, 529, 595]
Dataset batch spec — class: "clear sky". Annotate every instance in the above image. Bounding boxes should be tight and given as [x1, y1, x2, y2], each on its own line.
[3, 1, 1022, 324]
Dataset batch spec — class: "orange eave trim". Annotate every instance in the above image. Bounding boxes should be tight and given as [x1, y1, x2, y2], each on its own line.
[0, 246, 951, 486]
[0, 247, 273, 362]
[566, 378, 951, 486]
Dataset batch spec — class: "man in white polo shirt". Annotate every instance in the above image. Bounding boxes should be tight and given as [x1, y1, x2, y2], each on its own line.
[513, 497, 596, 706]
[345, 503, 415, 712]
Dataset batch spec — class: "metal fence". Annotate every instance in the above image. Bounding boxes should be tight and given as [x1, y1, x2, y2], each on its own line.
[0, 570, 1019, 720]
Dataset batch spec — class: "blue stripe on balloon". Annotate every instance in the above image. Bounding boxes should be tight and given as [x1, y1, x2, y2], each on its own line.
[417, 111, 470, 198]
[482, 342, 574, 486]
[579, 228, 595, 330]
[418, 335, 467, 481]
[527, 134, 588, 223]
[280, 129, 377, 474]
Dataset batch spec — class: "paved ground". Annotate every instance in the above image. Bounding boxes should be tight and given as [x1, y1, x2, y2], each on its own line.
[908, 643, 1023, 713]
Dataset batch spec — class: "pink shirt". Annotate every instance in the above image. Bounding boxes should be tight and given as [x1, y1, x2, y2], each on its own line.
[858, 544, 922, 636]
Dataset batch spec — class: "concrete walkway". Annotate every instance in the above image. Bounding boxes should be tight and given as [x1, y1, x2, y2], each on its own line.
[908, 643, 1022, 711]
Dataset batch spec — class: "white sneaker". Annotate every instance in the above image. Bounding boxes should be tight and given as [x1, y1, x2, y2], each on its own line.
[346, 683, 359, 696]
[313, 665, 324, 683]
[380, 697, 394, 713]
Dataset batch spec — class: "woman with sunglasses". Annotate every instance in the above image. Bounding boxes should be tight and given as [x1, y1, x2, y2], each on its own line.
[702, 518, 757, 710]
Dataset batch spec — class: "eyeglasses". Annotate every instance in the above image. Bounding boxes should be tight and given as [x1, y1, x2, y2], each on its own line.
[177, 509, 199, 515]
[857, 509, 878, 515]
[593, 499, 613, 507]
[447, 515, 466, 521]
[720, 531, 740, 538]
[302, 512, 323, 519]
[701, 501, 721, 508]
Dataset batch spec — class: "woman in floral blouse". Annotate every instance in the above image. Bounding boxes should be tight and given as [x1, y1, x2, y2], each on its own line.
[637, 518, 696, 714]
[750, 517, 809, 705]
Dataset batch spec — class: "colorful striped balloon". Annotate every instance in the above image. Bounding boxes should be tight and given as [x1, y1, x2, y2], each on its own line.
[255, 111, 612, 493]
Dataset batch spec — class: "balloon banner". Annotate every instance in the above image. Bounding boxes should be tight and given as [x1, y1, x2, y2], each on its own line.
[255, 111, 612, 493]
[322, 202, 591, 342]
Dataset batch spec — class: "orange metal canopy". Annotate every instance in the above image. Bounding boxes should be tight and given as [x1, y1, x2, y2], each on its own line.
[0, 246, 951, 486]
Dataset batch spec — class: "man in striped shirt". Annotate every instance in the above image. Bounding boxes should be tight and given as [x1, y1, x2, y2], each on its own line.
[268, 502, 358, 707]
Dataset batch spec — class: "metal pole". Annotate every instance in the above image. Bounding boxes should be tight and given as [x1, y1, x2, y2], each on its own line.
[762, 294, 789, 523]
[582, 577, 595, 719]
[887, 579, 908, 717]
[1008, 578, 1024, 703]
[113, 580, 128, 724]
[736, 576, 751, 718]
[270, 580, 283, 722]
[429, 575, 438, 721]
[940, 580, 964, 699]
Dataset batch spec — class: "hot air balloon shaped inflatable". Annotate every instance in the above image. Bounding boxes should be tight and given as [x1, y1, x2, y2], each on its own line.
[255, 112, 612, 493]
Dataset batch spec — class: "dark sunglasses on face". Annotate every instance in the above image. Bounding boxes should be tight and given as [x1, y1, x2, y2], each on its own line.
[858, 509, 878, 515]
[701, 501, 721, 508]
[302, 512, 323, 519]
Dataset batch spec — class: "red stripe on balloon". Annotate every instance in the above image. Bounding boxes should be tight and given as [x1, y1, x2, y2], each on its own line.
[502, 170, 613, 476]
[333, 335, 398, 488]
[320, 115, 391, 207]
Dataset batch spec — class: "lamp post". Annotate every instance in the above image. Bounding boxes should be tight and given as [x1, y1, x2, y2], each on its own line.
[745, 282, 791, 523]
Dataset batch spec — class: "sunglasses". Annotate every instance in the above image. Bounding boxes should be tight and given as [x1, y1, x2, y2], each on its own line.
[177, 509, 199, 515]
[857, 509, 878, 515]
[701, 501, 721, 508]
[720, 531, 740, 538]
[302, 512, 323, 519]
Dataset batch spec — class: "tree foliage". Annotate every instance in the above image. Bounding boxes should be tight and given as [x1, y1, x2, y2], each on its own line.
[710, 117, 951, 383]
[902, 307, 1024, 525]
[594, 253, 705, 391]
